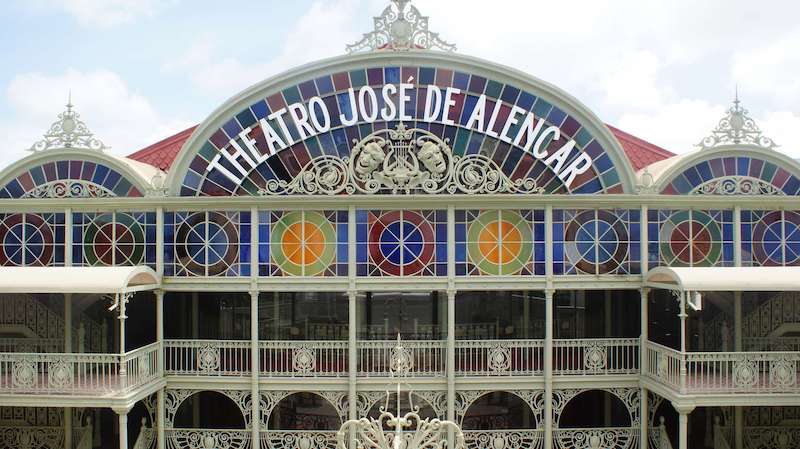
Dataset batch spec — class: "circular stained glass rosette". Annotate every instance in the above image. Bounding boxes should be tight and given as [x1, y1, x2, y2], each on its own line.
[84, 213, 144, 266]
[176, 212, 239, 276]
[369, 211, 434, 276]
[565, 210, 628, 274]
[270, 211, 336, 276]
[659, 211, 722, 266]
[753, 211, 800, 266]
[0, 214, 53, 266]
[467, 211, 532, 275]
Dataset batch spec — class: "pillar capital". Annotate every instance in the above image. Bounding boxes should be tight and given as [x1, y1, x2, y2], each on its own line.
[670, 402, 695, 415]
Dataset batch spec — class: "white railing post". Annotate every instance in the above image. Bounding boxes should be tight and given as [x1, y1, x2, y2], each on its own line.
[157, 387, 166, 449]
[115, 409, 129, 449]
[679, 292, 687, 394]
[250, 289, 259, 446]
[673, 404, 693, 449]
[544, 288, 554, 449]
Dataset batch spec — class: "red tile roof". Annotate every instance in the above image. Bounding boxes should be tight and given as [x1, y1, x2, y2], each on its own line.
[127, 124, 675, 174]
[607, 124, 675, 170]
[127, 126, 197, 171]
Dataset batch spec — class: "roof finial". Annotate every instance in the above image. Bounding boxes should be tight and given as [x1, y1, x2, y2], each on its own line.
[696, 92, 777, 151]
[346, 0, 456, 53]
[28, 95, 108, 152]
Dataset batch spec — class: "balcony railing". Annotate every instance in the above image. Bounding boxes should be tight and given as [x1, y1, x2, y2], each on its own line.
[164, 339, 251, 376]
[262, 430, 337, 449]
[357, 340, 446, 377]
[553, 427, 640, 449]
[455, 340, 544, 376]
[553, 338, 639, 375]
[463, 429, 544, 449]
[645, 341, 800, 394]
[165, 429, 250, 449]
[259, 341, 348, 377]
[0, 342, 160, 395]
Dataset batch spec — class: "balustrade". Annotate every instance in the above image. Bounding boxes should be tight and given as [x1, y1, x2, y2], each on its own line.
[259, 341, 348, 377]
[164, 339, 252, 376]
[645, 341, 800, 394]
[165, 429, 250, 449]
[463, 429, 544, 449]
[552, 338, 639, 375]
[553, 427, 640, 449]
[455, 340, 544, 376]
[0, 342, 160, 395]
[262, 430, 338, 449]
[357, 340, 446, 377]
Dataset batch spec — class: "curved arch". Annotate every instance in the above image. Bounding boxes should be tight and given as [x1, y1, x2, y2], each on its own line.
[646, 146, 800, 195]
[556, 389, 634, 429]
[462, 391, 537, 430]
[267, 392, 341, 431]
[172, 390, 247, 429]
[167, 51, 636, 196]
[0, 148, 159, 198]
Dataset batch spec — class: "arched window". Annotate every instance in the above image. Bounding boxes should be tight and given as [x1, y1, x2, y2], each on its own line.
[268, 392, 340, 431]
[173, 391, 246, 429]
[462, 392, 536, 430]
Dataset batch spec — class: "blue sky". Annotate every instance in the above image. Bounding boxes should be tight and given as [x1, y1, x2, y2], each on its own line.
[1, 0, 799, 169]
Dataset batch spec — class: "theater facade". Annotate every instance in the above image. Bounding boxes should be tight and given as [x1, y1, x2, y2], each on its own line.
[1, 2, 799, 449]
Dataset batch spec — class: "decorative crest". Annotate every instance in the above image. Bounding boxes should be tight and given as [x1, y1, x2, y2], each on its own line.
[635, 167, 656, 194]
[28, 95, 108, 152]
[346, 0, 456, 53]
[260, 123, 544, 196]
[697, 93, 777, 151]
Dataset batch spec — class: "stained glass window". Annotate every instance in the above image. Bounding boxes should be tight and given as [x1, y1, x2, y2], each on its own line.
[179, 66, 623, 196]
[553, 209, 640, 275]
[72, 212, 156, 267]
[258, 210, 348, 276]
[165, 211, 250, 276]
[648, 209, 733, 267]
[0, 160, 143, 198]
[742, 210, 800, 266]
[455, 209, 544, 276]
[662, 156, 800, 195]
[0, 213, 65, 266]
[356, 210, 447, 276]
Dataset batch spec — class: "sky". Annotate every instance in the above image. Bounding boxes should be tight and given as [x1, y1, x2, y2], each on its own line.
[1, 0, 799, 170]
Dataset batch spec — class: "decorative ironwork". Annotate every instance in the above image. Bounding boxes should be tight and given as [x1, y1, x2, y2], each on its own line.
[733, 359, 759, 388]
[743, 426, 800, 449]
[166, 429, 249, 449]
[197, 344, 221, 373]
[487, 344, 512, 373]
[0, 426, 64, 449]
[260, 124, 544, 196]
[292, 346, 317, 373]
[264, 431, 338, 449]
[28, 98, 108, 152]
[691, 176, 784, 195]
[583, 342, 607, 372]
[635, 168, 656, 194]
[346, 0, 455, 53]
[11, 360, 36, 389]
[22, 180, 116, 198]
[337, 335, 465, 449]
[697, 95, 777, 150]
[769, 357, 797, 389]
[553, 428, 638, 449]
[47, 360, 74, 389]
[464, 430, 544, 449]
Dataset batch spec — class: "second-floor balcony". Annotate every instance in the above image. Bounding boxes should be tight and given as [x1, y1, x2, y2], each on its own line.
[162, 338, 640, 378]
[644, 341, 800, 394]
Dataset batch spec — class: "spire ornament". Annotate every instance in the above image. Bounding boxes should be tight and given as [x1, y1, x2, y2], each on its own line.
[346, 0, 456, 53]
[28, 96, 108, 152]
[697, 93, 777, 151]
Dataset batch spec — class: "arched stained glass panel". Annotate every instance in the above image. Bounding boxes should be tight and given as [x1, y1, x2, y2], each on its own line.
[165, 211, 250, 276]
[72, 212, 156, 267]
[0, 213, 65, 266]
[0, 160, 143, 198]
[662, 156, 800, 195]
[648, 209, 733, 267]
[259, 210, 348, 276]
[553, 209, 639, 275]
[455, 209, 544, 276]
[356, 210, 446, 276]
[742, 210, 800, 266]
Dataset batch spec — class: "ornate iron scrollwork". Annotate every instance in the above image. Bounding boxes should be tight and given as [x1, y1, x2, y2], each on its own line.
[261, 123, 544, 196]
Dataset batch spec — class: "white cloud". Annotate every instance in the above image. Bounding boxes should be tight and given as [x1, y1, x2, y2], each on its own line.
[732, 30, 800, 107]
[30, 0, 172, 27]
[759, 110, 800, 158]
[616, 100, 726, 154]
[0, 69, 191, 168]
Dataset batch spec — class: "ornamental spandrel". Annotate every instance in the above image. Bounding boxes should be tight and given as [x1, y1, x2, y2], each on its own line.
[28, 98, 108, 152]
[697, 95, 777, 151]
[347, 0, 456, 53]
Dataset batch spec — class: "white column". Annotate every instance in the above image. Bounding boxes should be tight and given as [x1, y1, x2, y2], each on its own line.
[672, 404, 694, 449]
[119, 294, 127, 384]
[446, 289, 456, 421]
[64, 291, 73, 449]
[156, 207, 164, 278]
[348, 290, 357, 420]
[117, 411, 128, 449]
[250, 290, 260, 445]
[157, 388, 166, 449]
[679, 292, 687, 393]
[65, 208, 73, 266]
[640, 288, 649, 449]
[544, 288, 554, 449]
